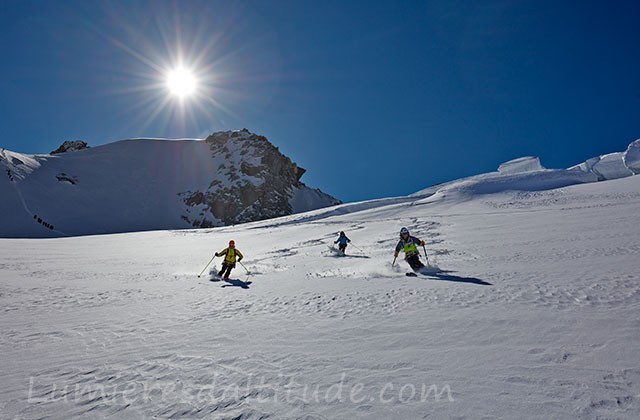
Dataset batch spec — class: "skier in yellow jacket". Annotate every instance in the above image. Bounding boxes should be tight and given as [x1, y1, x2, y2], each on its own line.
[215, 240, 244, 280]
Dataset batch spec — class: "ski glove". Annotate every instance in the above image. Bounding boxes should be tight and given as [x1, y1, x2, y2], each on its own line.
[394, 251, 399, 257]
[420, 241, 425, 246]
[238, 257, 243, 262]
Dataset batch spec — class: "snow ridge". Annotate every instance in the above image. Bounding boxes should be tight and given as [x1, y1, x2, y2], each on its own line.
[414, 138, 639, 199]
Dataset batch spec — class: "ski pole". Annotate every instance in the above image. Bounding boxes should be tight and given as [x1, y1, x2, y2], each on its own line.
[238, 261, 250, 274]
[392, 255, 397, 266]
[197, 255, 216, 278]
[350, 243, 365, 253]
[422, 245, 430, 266]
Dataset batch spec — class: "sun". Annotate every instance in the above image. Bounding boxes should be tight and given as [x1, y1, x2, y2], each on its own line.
[166, 67, 197, 98]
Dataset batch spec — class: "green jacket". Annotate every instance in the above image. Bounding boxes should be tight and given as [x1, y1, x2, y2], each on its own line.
[395, 236, 424, 256]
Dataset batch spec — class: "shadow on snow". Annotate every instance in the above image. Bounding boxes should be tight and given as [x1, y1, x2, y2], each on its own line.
[327, 254, 371, 259]
[219, 278, 252, 289]
[423, 270, 492, 286]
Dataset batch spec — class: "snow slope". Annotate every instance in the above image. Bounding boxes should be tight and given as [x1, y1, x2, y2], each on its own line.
[0, 132, 339, 238]
[1, 171, 639, 419]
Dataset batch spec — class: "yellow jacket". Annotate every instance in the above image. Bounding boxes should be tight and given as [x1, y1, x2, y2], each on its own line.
[216, 247, 243, 264]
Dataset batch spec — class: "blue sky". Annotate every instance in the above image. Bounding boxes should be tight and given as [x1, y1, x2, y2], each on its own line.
[1, 0, 639, 202]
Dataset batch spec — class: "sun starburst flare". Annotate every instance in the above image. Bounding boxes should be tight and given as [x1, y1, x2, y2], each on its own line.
[166, 67, 197, 98]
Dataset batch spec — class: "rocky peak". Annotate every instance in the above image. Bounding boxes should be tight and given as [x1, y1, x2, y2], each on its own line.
[180, 129, 340, 227]
[204, 129, 307, 181]
[51, 140, 90, 155]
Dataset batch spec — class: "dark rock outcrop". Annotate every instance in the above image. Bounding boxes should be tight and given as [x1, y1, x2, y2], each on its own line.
[51, 141, 90, 155]
[55, 173, 78, 185]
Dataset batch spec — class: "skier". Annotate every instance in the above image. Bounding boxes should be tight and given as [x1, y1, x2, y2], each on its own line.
[215, 240, 244, 280]
[394, 227, 426, 271]
[334, 231, 351, 255]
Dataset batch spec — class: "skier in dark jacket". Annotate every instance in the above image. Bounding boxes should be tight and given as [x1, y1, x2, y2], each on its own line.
[215, 240, 244, 280]
[334, 231, 351, 255]
[394, 227, 426, 271]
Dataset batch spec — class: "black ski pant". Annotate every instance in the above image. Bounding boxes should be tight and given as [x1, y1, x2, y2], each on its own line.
[218, 262, 235, 278]
[406, 254, 424, 271]
[338, 244, 347, 253]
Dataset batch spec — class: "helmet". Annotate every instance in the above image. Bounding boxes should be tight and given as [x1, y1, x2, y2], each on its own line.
[340, 231, 345, 236]
[400, 227, 409, 236]
[229, 240, 235, 246]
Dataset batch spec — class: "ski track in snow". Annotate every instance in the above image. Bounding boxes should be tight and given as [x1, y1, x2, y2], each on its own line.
[1, 176, 640, 419]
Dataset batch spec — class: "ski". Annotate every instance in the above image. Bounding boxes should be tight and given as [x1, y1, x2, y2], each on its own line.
[326, 245, 345, 257]
[405, 266, 441, 277]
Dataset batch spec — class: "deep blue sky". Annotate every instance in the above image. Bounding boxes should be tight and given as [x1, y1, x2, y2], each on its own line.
[1, 0, 639, 202]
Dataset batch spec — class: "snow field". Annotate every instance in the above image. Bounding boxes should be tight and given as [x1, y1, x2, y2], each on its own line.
[1, 175, 640, 419]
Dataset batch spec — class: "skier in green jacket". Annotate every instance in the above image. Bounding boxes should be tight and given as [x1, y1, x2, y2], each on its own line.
[394, 227, 426, 271]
